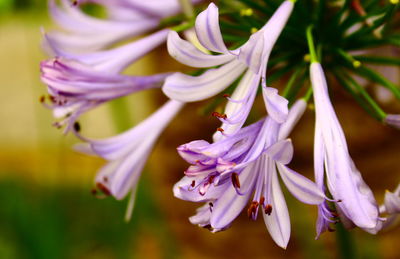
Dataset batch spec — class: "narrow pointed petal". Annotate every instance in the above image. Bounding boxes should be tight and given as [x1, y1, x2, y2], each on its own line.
[278, 99, 307, 140]
[195, 3, 229, 53]
[237, 0, 294, 74]
[262, 86, 289, 123]
[264, 139, 293, 165]
[167, 31, 234, 68]
[210, 161, 259, 229]
[263, 164, 290, 249]
[277, 164, 325, 205]
[162, 60, 247, 102]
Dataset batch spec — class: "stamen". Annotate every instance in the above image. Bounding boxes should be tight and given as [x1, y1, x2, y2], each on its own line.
[191, 180, 196, 188]
[264, 204, 273, 215]
[223, 93, 230, 98]
[212, 112, 227, 120]
[259, 196, 265, 206]
[217, 128, 224, 132]
[96, 182, 111, 196]
[247, 201, 259, 219]
[39, 95, 46, 103]
[231, 172, 241, 189]
[73, 122, 81, 132]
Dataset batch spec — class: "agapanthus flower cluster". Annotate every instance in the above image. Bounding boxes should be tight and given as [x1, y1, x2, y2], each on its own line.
[40, 0, 400, 250]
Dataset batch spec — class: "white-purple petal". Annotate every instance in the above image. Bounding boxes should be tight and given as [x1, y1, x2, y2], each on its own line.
[195, 3, 229, 53]
[162, 59, 247, 102]
[167, 30, 234, 68]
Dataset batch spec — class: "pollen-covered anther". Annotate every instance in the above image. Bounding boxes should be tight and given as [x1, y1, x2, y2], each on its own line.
[96, 182, 111, 196]
[73, 122, 81, 132]
[231, 172, 241, 189]
[264, 204, 273, 215]
[211, 112, 228, 119]
[259, 196, 265, 206]
[247, 201, 259, 219]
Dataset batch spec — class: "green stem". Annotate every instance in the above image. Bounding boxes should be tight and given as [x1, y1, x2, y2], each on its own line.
[306, 25, 318, 63]
[302, 87, 313, 102]
[341, 71, 387, 120]
[282, 66, 305, 98]
[336, 48, 361, 68]
[336, 223, 357, 259]
[171, 21, 194, 32]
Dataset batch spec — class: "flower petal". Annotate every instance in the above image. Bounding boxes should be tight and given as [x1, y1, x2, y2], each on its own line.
[384, 190, 400, 214]
[264, 139, 293, 165]
[262, 86, 288, 124]
[162, 60, 247, 102]
[277, 164, 325, 205]
[263, 164, 290, 249]
[195, 3, 229, 53]
[210, 161, 259, 229]
[167, 31, 234, 68]
[278, 99, 307, 140]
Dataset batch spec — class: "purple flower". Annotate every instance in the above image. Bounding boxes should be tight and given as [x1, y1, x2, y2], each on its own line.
[76, 100, 183, 219]
[174, 100, 325, 248]
[40, 28, 170, 132]
[385, 114, 400, 130]
[163, 1, 295, 137]
[310, 62, 379, 236]
[40, 57, 169, 132]
[44, 0, 201, 54]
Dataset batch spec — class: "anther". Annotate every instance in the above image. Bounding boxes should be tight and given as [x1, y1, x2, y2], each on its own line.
[231, 172, 240, 189]
[103, 176, 109, 183]
[96, 182, 111, 196]
[264, 204, 273, 215]
[39, 95, 46, 103]
[212, 112, 228, 119]
[223, 93, 230, 98]
[191, 180, 195, 188]
[247, 201, 259, 218]
[73, 122, 81, 132]
[259, 196, 265, 206]
[337, 199, 342, 203]
[217, 128, 224, 132]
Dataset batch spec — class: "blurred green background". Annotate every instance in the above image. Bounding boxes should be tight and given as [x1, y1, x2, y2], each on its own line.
[1, 1, 400, 258]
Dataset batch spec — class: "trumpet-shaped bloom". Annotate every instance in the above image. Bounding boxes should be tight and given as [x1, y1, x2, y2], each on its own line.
[174, 100, 325, 248]
[76, 100, 183, 216]
[41, 28, 170, 132]
[40, 57, 170, 132]
[163, 1, 294, 138]
[310, 62, 379, 236]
